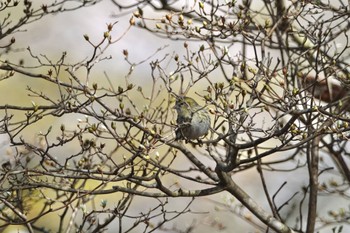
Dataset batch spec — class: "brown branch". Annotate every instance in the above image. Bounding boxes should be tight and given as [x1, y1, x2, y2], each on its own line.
[306, 137, 320, 233]
[217, 169, 296, 233]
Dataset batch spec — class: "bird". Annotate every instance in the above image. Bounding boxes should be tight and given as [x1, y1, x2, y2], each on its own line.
[174, 96, 211, 140]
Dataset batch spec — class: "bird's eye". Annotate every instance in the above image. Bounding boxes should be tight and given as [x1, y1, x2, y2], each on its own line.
[177, 100, 184, 106]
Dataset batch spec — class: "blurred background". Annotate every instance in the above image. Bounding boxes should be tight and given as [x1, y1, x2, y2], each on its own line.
[1, 1, 349, 232]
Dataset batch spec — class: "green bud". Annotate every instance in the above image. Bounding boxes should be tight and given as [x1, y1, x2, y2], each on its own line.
[199, 1, 204, 9]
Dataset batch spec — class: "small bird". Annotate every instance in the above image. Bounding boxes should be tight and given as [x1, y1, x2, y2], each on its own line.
[174, 96, 211, 140]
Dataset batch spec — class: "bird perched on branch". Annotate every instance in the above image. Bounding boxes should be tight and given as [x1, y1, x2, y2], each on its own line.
[174, 96, 210, 140]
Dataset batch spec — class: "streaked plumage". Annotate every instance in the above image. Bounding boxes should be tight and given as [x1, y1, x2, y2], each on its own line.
[174, 96, 210, 140]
